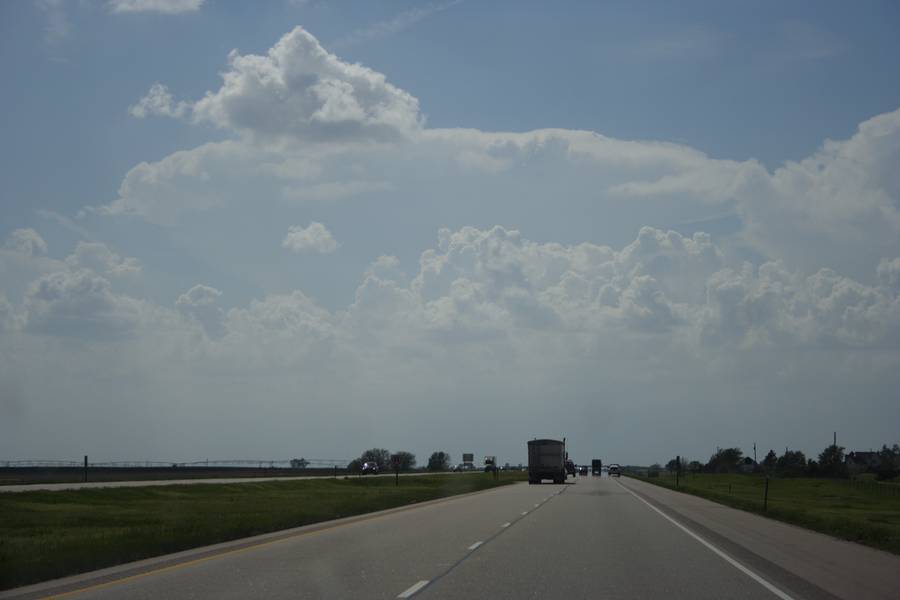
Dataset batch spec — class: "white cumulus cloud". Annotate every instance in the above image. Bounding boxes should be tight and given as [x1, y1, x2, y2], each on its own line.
[129, 83, 189, 119]
[282, 222, 339, 254]
[65, 242, 141, 277]
[108, 0, 204, 14]
[135, 27, 422, 144]
[24, 270, 142, 340]
[4, 229, 48, 257]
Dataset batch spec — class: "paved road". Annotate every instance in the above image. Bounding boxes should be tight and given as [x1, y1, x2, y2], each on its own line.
[0, 471, 452, 493]
[4, 475, 899, 599]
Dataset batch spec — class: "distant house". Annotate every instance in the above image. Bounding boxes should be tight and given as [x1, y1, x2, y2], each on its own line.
[845, 451, 878, 474]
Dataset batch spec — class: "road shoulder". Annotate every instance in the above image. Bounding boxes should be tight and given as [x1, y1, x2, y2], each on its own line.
[618, 476, 900, 600]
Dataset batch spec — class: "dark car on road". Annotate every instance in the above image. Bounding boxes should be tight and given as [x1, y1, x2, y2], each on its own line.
[361, 461, 379, 474]
[565, 459, 576, 477]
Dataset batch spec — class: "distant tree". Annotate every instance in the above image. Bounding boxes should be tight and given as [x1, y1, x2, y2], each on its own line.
[776, 450, 807, 476]
[806, 459, 820, 477]
[876, 444, 900, 480]
[688, 460, 703, 473]
[707, 448, 743, 473]
[665, 457, 685, 473]
[817, 444, 846, 478]
[762, 449, 777, 472]
[347, 458, 362, 472]
[427, 451, 451, 472]
[359, 448, 391, 469]
[393, 451, 416, 471]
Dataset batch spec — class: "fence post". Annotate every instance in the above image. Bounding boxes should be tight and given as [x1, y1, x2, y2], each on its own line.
[763, 476, 769, 511]
[83, 455, 88, 483]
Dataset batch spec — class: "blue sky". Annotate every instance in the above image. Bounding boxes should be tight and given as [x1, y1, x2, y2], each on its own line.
[1, 1, 899, 465]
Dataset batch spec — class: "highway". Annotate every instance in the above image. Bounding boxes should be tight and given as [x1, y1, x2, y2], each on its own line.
[3, 475, 899, 599]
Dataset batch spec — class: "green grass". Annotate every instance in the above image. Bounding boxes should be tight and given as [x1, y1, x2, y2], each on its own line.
[627, 472, 900, 555]
[0, 471, 525, 590]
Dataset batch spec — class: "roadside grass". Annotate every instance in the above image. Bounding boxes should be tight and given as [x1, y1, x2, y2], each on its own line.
[626, 472, 900, 555]
[0, 471, 525, 590]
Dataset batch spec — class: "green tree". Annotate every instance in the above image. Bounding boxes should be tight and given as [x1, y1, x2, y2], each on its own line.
[393, 451, 416, 471]
[876, 444, 899, 480]
[359, 448, 391, 469]
[707, 448, 743, 473]
[776, 450, 807, 476]
[688, 460, 702, 473]
[427, 451, 451, 472]
[817, 444, 846, 478]
[762, 449, 777, 471]
[665, 457, 684, 473]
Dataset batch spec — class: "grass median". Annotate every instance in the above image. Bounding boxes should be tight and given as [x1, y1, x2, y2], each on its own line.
[626, 472, 900, 555]
[0, 471, 525, 590]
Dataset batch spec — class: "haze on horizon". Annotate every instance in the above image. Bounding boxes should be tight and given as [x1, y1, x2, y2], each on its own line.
[1, 1, 899, 467]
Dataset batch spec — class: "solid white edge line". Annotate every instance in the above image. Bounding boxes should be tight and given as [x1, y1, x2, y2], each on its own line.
[614, 480, 795, 600]
[467, 541, 483, 551]
[397, 579, 429, 598]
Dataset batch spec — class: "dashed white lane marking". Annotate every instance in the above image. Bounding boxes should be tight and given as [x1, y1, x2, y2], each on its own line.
[615, 480, 795, 600]
[501, 522, 511, 528]
[467, 541, 483, 551]
[397, 580, 429, 598]
[521, 511, 528, 515]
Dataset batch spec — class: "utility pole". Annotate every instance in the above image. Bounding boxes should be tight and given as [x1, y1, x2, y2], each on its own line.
[753, 443, 757, 464]
[834, 431, 837, 447]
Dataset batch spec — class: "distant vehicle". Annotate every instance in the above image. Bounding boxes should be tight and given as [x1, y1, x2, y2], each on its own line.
[527, 438, 568, 484]
[608, 464, 621, 477]
[579, 465, 588, 476]
[484, 456, 497, 472]
[565, 459, 576, 477]
[592, 459, 602, 475]
[361, 461, 379, 474]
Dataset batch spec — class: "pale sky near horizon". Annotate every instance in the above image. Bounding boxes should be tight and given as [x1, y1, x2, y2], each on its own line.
[1, 1, 899, 466]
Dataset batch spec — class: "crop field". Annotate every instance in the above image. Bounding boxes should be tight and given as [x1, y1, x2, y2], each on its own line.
[0, 471, 525, 590]
[628, 471, 900, 555]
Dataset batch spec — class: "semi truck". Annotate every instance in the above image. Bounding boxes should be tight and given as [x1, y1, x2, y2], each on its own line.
[527, 438, 567, 484]
[591, 459, 603, 475]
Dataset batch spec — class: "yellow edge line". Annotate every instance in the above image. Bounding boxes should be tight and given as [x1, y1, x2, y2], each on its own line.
[40, 482, 516, 599]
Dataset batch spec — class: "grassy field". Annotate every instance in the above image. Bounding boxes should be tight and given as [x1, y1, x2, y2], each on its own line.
[0, 471, 525, 590]
[0, 466, 350, 486]
[627, 471, 900, 555]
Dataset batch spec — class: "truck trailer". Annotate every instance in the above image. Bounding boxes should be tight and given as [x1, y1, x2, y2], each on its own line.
[591, 459, 603, 475]
[527, 438, 567, 484]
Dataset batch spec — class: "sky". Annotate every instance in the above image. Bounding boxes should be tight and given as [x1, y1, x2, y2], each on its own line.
[1, 0, 899, 467]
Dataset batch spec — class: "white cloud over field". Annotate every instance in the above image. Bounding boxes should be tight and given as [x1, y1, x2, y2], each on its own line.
[3, 26, 900, 464]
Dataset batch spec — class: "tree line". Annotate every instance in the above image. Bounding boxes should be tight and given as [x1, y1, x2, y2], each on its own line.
[662, 443, 900, 479]
[346, 449, 454, 472]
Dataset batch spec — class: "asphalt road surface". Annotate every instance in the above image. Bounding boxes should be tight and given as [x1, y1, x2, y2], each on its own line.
[4, 475, 900, 599]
